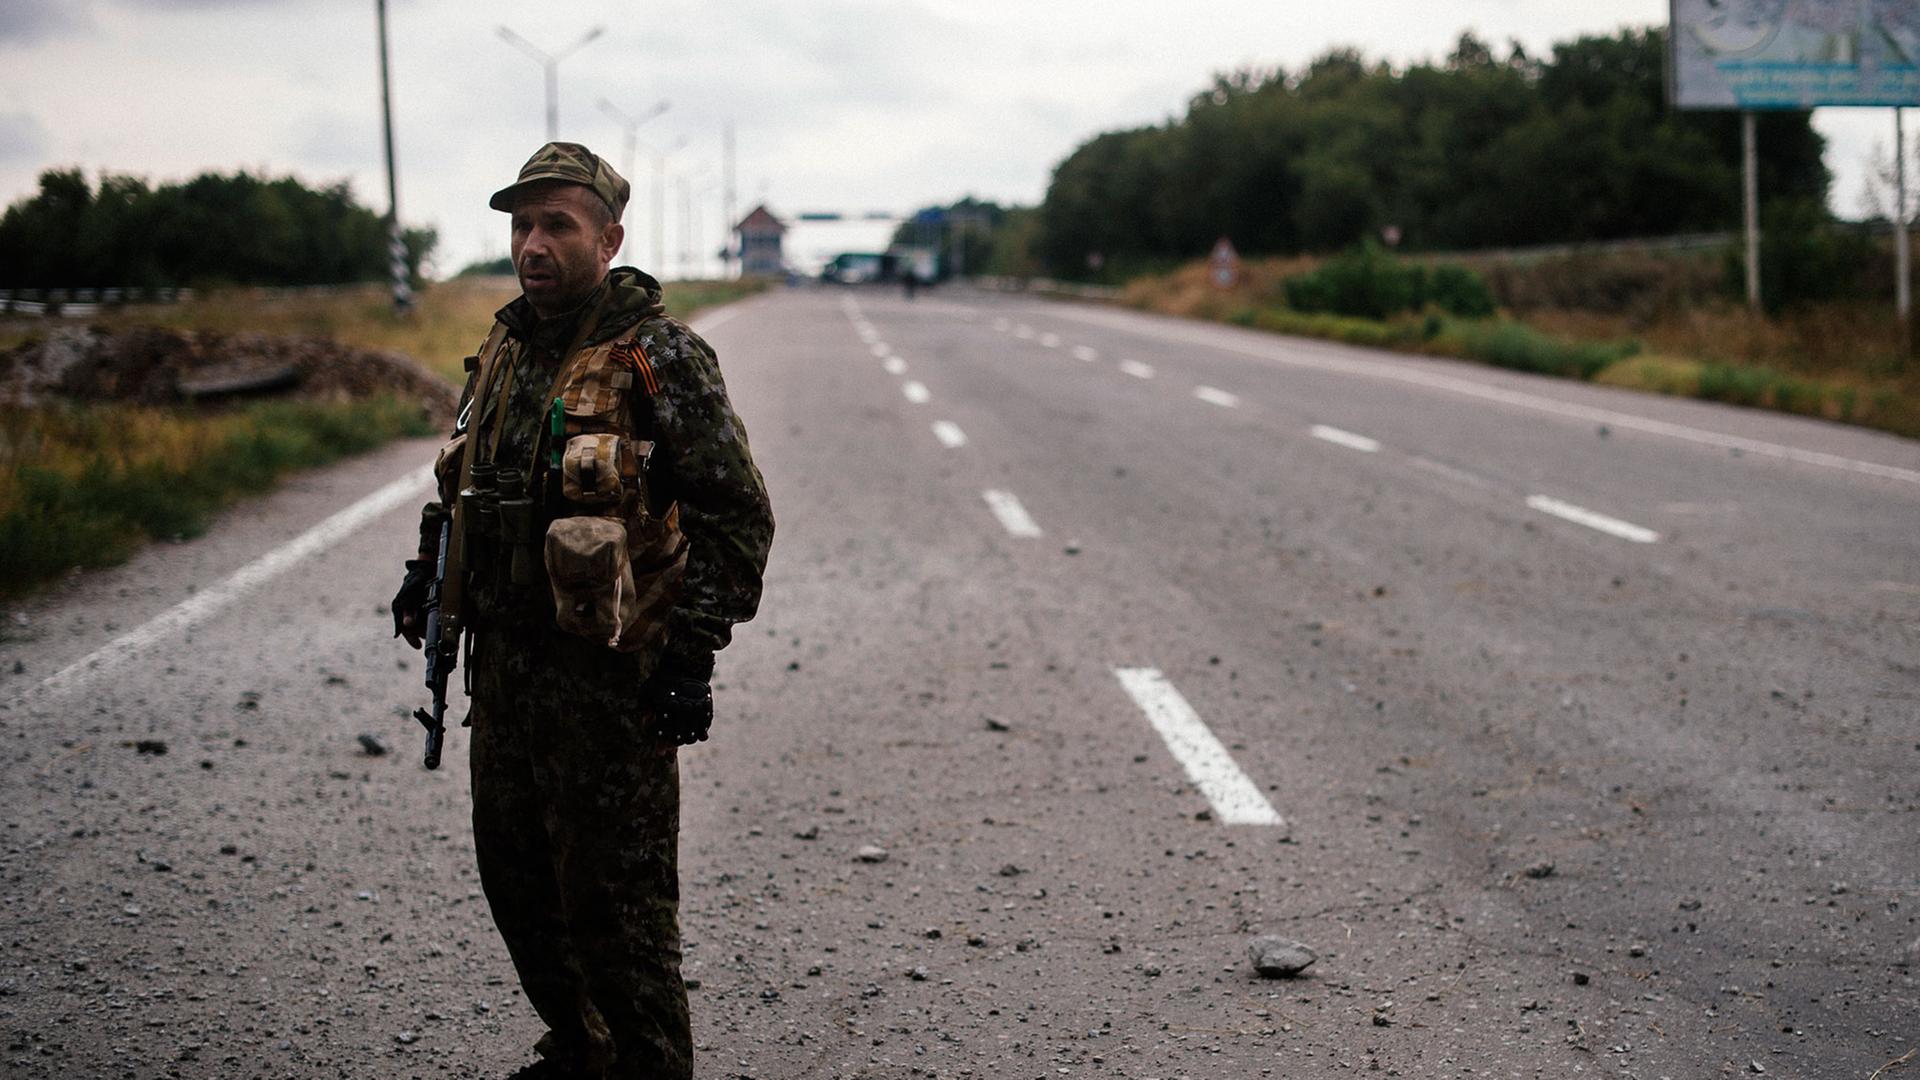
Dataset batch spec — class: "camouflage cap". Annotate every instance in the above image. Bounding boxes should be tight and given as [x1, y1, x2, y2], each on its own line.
[489, 142, 630, 219]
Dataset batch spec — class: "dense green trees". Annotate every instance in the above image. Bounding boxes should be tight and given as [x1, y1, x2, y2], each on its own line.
[0, 168, 435, 289]
[1037, 28, 1830, 278]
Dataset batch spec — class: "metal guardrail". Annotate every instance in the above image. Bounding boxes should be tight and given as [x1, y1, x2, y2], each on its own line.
[0, 281, 403, 319]
[0, 286, 197, 318]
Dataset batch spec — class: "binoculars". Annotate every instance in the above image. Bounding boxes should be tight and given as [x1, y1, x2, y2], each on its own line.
[461, 463, 542, 591]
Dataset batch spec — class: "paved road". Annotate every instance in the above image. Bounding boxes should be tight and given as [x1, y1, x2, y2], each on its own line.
[2, 286, 1916, 1079]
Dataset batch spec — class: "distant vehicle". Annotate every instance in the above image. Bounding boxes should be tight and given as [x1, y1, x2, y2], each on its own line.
[820, 252, 897, 285]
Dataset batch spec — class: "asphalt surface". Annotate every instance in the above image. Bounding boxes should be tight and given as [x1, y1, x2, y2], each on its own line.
[2, 285, 1916, 1079]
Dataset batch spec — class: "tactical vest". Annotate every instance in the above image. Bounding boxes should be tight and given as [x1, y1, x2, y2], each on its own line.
[436, 317, 688, 653]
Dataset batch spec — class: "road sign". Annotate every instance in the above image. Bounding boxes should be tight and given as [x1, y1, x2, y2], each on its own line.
[1669, 0, 1920, 109]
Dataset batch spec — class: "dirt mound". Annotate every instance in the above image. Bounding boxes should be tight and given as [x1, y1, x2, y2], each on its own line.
[0, 325, 459, 417]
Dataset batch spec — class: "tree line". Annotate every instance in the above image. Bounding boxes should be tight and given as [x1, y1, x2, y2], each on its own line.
[0, 168, 435, 289]
[1034, 28, 1830, 279]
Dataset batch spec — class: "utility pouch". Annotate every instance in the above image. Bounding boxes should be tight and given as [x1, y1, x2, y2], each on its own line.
[545, 516, 638, 648]
[433, 433, 468, 506]
[561, 433, 646, 507]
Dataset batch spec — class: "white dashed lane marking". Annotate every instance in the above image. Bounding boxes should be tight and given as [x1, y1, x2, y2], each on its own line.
[993, 317, 1011, 332]
[932, 421, 968, 449]
[982, 489, 1043, 538]
[870, 342, 891, 358]
[883, 356, 908, 376]
[1525, 495, 1660, 543]
[1309, 425, 1382, 453]
[1039, 332, 1062, 348]
[1014, 325, 1035, 340]
[902, 381, 931, 405]
[1119, 360, 1155, 380]
[1114, 668, 1284, 827]
[1071, 345, 1099, 362]
[1193, 386, 1240, 409]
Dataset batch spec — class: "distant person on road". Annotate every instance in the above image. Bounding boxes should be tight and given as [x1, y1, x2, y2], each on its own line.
[390, 141, 774, 1080]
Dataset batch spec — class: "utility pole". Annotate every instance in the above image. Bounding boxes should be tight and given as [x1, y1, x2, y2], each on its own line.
[497, 24, 604, 140]
[1897, 107, 1912, 355]
[1743, 111, 1761, 311]
[722, 121, 736, 280]
[597, 98, 670, 265]
[375, 0, 411, 311]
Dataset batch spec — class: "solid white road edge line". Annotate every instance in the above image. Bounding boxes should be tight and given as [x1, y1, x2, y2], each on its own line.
[1526, 495, 1660, 543]
[1114, 667, 1284, 827]
[1194, 385, 1240, 408]
[982, 489, 1043, 538]
[1119, 360, 1155, 379]
[21, 468, 436, 705]
[883, 356, 908, 376]
[902, 381, 931, 404]
[1310, 424, 1382, 453]
[932, 421, 968, 449]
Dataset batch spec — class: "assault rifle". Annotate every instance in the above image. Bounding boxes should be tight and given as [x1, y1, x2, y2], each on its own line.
[413, 517, 458, 769]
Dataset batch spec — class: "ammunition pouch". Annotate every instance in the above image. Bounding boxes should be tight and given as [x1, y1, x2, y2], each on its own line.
[545, 431, 687, 653]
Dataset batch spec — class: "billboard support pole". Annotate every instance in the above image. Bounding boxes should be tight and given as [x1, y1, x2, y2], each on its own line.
[1743, 110, 1761, 312]
[1897, 107, 1912, 356]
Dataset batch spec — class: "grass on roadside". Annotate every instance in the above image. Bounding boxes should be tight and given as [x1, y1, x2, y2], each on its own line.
[1122, 258, 1918, 439]
[0, 395, 434, 599]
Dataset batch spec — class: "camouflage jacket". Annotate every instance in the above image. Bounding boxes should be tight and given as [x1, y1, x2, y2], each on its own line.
[451, 267, 773, 675]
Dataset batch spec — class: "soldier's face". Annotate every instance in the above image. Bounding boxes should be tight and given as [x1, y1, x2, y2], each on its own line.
[509, 183, 623, 316]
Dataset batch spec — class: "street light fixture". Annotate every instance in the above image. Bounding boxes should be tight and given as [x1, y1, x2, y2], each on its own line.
[598, 98, 671, 265]
[497, 24, 604, 140]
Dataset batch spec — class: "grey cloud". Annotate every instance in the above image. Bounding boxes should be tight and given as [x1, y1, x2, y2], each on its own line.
[0, 1, 92, 44]
[0, 113, 51, 163]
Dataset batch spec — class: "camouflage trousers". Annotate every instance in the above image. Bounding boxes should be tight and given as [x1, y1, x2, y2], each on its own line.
[468, 624, 691, 1080]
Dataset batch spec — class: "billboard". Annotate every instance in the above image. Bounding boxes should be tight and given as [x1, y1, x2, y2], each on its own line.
[1669, 0, 1920, 109]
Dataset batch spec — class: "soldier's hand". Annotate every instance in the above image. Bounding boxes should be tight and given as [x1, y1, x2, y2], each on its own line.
[391, 558, 435, 649]
[644, 667, 714, 746]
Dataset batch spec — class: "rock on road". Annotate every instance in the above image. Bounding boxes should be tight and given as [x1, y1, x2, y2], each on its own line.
[1, 286, 1916, 1078]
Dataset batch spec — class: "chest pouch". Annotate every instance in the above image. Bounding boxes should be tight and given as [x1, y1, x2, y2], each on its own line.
[541, 333, 688, 653]
[560, 433, 644, 507]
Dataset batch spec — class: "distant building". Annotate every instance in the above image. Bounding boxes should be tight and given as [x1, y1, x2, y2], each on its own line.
[735, 205, 787, 277]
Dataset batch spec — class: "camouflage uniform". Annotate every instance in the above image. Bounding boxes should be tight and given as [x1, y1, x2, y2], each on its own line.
[449, 267, 773, 1078]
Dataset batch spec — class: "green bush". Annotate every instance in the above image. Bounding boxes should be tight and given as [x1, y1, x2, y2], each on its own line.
[1449, 320, 1637, 380]
[1284, 244, 1495, 319]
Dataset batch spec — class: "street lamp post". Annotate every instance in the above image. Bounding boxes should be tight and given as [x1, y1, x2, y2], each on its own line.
[497, 24, 604, 140]
[597, 98, 670, 266]
[647, 136, 689, 275]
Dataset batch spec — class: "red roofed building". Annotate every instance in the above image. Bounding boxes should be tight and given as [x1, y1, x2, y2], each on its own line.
[734, 205, 786, 278]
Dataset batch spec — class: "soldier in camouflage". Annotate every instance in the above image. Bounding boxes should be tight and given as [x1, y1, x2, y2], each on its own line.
[392, 142, 774, 1080]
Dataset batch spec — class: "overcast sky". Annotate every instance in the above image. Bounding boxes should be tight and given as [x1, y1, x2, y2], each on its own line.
[0, 0, 1903, 278]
